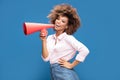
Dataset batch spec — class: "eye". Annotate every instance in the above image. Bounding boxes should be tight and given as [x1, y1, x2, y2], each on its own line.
[62, 20, 65, 23]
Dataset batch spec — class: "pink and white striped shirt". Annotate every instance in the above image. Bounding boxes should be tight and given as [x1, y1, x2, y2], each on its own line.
[42, 32, 89, 64]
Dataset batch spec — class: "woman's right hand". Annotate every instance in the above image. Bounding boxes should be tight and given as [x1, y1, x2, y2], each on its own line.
[39, 32, 47, 41]
[39, 29, 48, 41]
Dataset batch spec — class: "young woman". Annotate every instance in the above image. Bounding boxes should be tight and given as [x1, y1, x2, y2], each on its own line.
[40, 4, 89, 80]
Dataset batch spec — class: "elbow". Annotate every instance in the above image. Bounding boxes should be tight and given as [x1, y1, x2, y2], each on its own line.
[82, 47, 90, 57]
[76, 48, 90, 62]
[86, 48, 90, 55]
[42, 55, 48, 59]
[41, 55, 49, 62]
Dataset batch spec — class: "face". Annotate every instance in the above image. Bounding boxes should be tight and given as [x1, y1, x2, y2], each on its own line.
[54, 15, 68, 32]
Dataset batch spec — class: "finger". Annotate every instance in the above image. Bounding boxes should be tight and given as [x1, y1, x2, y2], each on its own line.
[60, 64, 64, 67]
[41, 30, 48, 36]
[40, 33, 45, 37]
[59, 58, 66, 62]
[59, 59, 65, 64]
[40, 35, 46, 37]
[59, 62, 63, 65]
[59, 59, 63, 62]
[58, 60, 64, 64]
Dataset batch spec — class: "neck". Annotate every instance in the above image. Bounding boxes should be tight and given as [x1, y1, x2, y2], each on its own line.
[56, 31, 64, 37]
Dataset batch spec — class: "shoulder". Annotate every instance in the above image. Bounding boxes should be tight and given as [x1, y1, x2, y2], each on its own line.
[64, 34, 80, 45]
[47, 34, 54, 40]
[47, 34, 53, 38]
[65, 34, 77, 41]
[65, 34, 84, 45]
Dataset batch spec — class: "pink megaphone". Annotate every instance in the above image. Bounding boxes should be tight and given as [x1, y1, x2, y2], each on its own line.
[23, 22, 54, 36]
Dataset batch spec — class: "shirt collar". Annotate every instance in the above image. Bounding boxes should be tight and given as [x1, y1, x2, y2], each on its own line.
[53, 32, 67, 40]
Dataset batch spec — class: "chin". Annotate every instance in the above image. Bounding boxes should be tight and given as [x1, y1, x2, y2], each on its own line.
[54, 27, 59, 31]
[53, 28, 57, 31]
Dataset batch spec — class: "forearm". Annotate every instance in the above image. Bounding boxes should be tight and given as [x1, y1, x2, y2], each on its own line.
[71, 60, 80, 68]
[42, 40, 49, 58]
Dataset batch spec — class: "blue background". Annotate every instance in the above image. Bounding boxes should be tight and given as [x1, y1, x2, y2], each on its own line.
[0, 0, 120, 80]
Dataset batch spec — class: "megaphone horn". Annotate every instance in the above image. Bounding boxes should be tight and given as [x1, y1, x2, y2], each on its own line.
[23, 22, 54, 36]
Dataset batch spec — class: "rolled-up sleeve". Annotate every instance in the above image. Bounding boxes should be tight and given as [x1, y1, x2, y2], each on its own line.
[41, 55, 50, 62]
[75, 46, 89, 62]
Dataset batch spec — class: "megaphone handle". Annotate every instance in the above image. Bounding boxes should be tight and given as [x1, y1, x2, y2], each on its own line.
[41, 29, 48, 36]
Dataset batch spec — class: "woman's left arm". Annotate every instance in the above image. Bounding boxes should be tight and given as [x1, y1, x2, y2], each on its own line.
[59, 36, 89, 69]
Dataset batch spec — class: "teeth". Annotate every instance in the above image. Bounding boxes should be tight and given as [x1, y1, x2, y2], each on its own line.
[56, 24, 59, 27]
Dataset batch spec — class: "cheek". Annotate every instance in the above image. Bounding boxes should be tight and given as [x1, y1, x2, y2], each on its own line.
[61, 23, 68, 27]
[61, 25, 67, 29]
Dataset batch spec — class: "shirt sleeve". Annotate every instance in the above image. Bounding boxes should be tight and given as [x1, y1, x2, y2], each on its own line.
[67, 36, 90, 62]
[41, 55, 50, 62]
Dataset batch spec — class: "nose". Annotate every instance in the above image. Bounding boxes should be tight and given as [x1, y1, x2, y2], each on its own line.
[56, 19, 61, 24]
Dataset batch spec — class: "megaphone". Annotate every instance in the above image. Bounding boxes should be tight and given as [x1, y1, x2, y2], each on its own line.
[23, 22, 54, 36]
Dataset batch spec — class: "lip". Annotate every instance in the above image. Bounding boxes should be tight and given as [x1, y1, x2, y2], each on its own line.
[55, 24, 60, 27]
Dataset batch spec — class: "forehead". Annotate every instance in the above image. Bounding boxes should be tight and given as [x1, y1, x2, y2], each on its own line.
[58, 15, 68, 21]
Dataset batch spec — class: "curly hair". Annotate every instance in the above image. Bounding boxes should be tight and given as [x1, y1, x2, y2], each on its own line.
[47, 4, 81, 35]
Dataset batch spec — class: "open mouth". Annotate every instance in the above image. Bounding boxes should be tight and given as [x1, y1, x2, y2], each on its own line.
[55, 24, 60, 27]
